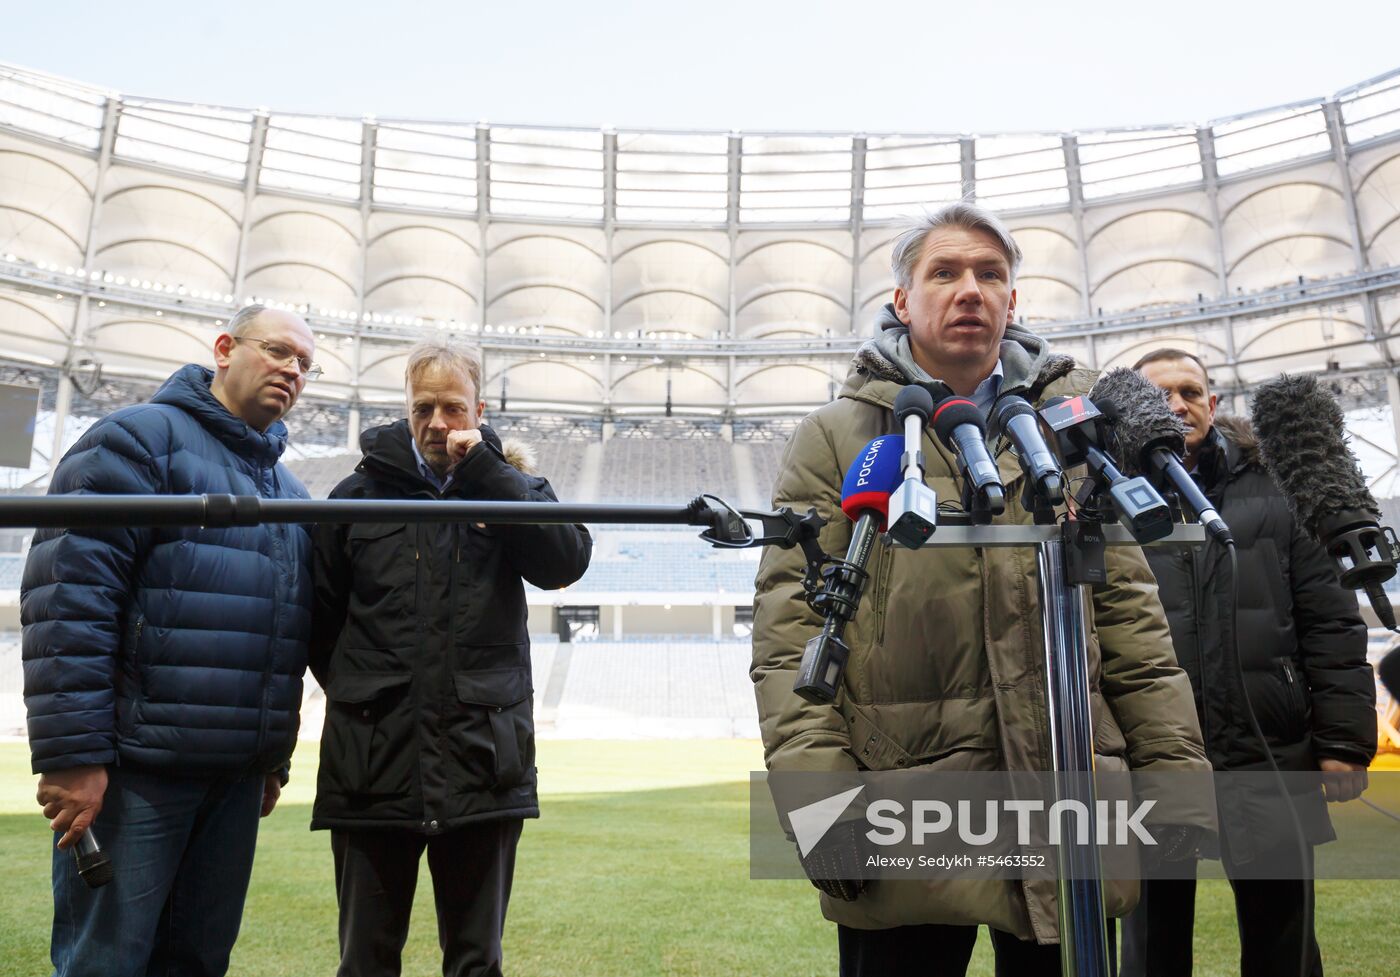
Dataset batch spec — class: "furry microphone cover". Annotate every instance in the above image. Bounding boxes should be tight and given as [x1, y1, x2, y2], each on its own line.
[1249, 373, 1378, 534]
[1087, 367, 1186, 473]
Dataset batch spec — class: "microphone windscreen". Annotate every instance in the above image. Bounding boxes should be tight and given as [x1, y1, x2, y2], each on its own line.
[1249, 374, 1378, 536]
[841, 435, 905, 522]
[1088, 368, 1186, 474]
[931, 397, 984, 448]
[894, 385, 935, 424]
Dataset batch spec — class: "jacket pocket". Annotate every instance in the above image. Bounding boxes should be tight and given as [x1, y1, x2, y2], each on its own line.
[347, 523, 415, 595]
[1279, 659, 1310, 736]
[1242, 661, 1308, 747]
[453, 666, 534, 789]
[321, 670, 415, 797]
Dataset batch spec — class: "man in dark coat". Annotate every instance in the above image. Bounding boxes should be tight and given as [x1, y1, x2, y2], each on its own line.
[1119, 348, 1377, 977]
[310, 340, 591, 977]
[22, 304, 320, 977]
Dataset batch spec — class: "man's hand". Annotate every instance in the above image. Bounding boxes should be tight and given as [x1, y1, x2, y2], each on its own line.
[260, 773, 282, 818]
[1319, 758, 1368, 802]
[798, 819, 867, 902]
[37, 765, 109, 850]
[446, 429, 483, 465]
[1143, 824, 1202, 871]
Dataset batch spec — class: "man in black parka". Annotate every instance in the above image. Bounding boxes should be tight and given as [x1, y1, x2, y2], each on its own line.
[1119, 348, 1376, 977]
[310, 340, 591, 977]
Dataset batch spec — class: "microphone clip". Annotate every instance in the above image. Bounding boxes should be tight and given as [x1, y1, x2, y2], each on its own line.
[697, 500, 834, 601]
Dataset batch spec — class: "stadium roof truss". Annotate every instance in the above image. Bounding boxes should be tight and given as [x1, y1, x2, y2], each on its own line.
[4, 60, 1400, 475]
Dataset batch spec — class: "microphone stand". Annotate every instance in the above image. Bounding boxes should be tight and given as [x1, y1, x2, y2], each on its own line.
[919, 510, 1204, 977]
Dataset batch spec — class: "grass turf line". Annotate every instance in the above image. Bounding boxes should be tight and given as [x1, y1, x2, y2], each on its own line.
[0, 742, 1396, 976]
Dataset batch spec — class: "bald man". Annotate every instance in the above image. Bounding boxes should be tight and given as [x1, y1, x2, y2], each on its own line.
[22, 305, 321, 977]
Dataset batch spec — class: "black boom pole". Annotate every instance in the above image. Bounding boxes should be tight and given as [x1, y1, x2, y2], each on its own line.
[0, 494, 723, 531]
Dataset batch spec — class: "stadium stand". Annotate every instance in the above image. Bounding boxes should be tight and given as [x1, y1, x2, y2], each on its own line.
[597, 436, 738, 505]
[286, 453, 361, 498]
[549, 640, 758, 739]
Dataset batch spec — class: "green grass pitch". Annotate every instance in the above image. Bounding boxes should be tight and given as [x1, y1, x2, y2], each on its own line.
[0, 740, 1395, 976]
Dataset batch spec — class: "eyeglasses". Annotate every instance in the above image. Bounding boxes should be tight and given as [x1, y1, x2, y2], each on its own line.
[233, 337, 323, 381]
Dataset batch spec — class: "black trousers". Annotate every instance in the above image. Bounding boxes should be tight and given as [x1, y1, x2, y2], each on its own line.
[1118, 844, 1322, 977]
[838, 923, 1064, 977]
[330, 820, 523, 977]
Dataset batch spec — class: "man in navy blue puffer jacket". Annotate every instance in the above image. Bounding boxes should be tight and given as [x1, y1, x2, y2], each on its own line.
[22, 304, 319, 977]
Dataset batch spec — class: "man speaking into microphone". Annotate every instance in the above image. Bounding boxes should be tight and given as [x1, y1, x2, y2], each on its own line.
[751, 202, 1213, 977]
[309, 341, 591, 977]
[1121, 348, 1376, 977]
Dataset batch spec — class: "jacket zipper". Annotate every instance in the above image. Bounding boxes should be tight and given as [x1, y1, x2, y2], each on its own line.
[256, 467, 281, 765]
[1187, 554, 1211, 750]
[872, 549, 893, 644]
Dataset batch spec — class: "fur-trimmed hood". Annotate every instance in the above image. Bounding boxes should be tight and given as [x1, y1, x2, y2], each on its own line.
[1210, 414, 1260, 470]
[849, 302, 1077, 401]
[499, 437, 537, 475]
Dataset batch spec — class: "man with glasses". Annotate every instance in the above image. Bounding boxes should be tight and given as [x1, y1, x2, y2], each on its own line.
[23, 304, 320, 977]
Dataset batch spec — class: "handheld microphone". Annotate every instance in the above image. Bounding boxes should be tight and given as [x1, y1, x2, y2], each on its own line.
[73, 830, 114, 888]
[988, 395, 1064, 512]
[931, 397, 1005, 520]
[1250, 373, 1400, 631]
[888, 387, 938, 548]
[1089, 368, 1233, 546]
[794, 435, 903, 703]
[1040, 395, 1174, 543]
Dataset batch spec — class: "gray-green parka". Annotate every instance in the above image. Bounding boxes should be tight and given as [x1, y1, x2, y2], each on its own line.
[752, 315, 1215, 942]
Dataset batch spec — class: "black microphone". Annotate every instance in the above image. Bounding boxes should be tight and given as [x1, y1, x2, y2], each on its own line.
[1251, 373, 1400, 631]
[793, 435, 904, 703]
[931, 396, 1005, 518]
[988, 395, 1064, 510]
[888, 386, 938, 548]
[73, 830, 114, 888]
[1039, 395, 1174, 543]
[1089, 368, 1233, 546]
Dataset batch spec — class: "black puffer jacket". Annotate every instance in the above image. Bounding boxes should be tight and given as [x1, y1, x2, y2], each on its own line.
[1144, 417, 1376, 857]
[308, 421, 591, 832]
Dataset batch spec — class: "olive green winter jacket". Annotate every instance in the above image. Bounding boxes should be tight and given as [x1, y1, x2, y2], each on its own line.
[752, 317, 1214, 942]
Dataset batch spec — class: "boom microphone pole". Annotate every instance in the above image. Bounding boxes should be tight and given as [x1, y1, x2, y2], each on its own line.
[0, 496, 734, 531]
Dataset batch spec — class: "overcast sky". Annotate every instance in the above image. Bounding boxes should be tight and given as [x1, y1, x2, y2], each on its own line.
[5, 0, 1400, 132]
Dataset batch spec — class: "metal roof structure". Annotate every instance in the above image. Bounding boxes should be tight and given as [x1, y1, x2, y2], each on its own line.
[3, 60, 1400, 487]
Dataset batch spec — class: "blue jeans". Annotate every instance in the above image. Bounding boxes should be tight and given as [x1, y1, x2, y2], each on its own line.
[49, 765, 264, 977]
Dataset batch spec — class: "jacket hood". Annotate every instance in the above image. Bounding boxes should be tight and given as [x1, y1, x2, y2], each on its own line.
[151, 364, 288, 467]
[1213, 414, 1259, 465]
[849, 303, 1076, 405]
[358, 419, 537, 485]
[1197, 415, 1259, 485]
